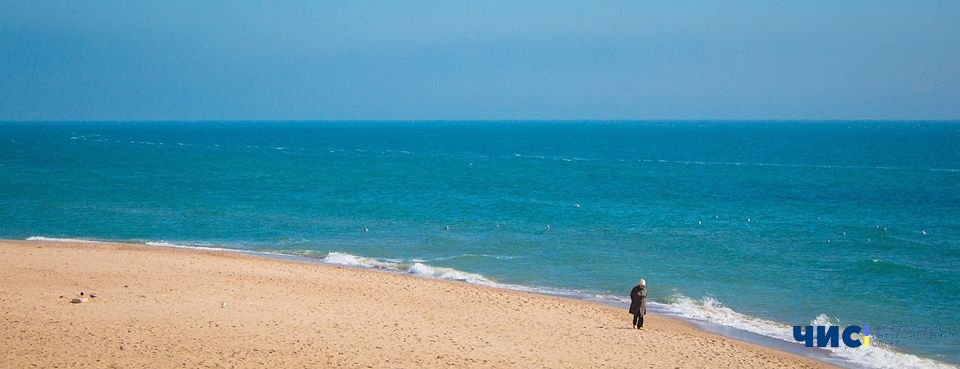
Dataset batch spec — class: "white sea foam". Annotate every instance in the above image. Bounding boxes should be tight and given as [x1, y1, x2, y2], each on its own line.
[661, 295, 794, 340]
[323, 252, 397, 270]
[802, 314, 957, 369]
[26, 236, 116, 244]
[321, 252, 500, 286]
[316, 252, 572, 296]
[634, 158, 919, 172]
[658, 295, 957, 369]
[422, 253, 520, 262]
[511, 153, 588, 163]
[144, 241, 240, 253]
[26, 237, 285, 258]
[407, 262, 496, 285]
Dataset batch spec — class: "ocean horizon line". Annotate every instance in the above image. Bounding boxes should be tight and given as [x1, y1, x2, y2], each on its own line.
[2, 118, 960, 124]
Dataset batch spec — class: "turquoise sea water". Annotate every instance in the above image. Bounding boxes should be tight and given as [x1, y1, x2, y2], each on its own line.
[2, 121, 958, 368]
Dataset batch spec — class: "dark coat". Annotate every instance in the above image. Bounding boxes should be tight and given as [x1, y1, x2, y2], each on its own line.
[629, 285, 647, 316]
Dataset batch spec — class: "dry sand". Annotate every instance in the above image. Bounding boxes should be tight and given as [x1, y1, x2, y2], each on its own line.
[0, 240, 836, 368]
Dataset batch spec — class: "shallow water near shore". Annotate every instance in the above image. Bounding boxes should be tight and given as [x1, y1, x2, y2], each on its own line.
[2, 121, 958, 368]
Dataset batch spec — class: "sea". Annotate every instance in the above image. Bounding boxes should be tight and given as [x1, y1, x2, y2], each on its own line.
[1, 121, 957, 368]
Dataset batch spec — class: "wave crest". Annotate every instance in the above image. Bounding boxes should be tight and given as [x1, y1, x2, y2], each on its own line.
[408, 262, 496, 285]
[323, 252, 397, 270]
[659, 295, 957, 369]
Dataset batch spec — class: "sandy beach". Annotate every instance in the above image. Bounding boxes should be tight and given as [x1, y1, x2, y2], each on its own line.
[0, 240, 835, 368]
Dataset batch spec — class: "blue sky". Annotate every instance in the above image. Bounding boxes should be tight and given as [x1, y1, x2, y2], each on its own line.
[1, 1, 958, 120]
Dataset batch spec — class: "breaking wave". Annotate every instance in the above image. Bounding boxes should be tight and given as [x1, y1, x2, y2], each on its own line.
[658, 295, 956, 369]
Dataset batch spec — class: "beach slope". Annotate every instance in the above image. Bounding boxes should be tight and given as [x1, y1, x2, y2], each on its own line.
[0, 240, 834, 368]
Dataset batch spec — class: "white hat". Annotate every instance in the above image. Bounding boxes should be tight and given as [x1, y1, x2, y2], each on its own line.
[639, 279, 646, 286]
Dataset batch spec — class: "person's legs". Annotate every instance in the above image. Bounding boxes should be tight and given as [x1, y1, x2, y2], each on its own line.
[632, 314, 641, 328]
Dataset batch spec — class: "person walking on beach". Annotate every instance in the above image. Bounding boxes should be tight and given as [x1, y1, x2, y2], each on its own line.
[629, 279, 647, 329]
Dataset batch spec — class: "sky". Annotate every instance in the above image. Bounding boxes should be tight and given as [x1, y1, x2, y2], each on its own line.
[1, 1, 958, 121]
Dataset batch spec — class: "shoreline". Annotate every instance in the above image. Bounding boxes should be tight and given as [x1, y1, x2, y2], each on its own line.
[0, 239, 837, 368]
[21, 236, 849, 367]
[25, 237, 854, 367]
